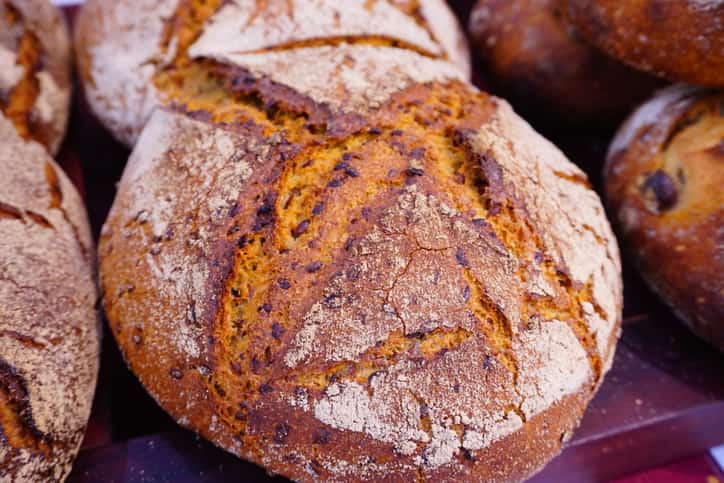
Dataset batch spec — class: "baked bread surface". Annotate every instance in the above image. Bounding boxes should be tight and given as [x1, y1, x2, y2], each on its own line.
[0, 0, 71, 154]
[567, 0, 724, 86]
[0, 116, 100, 481]
[606, 85, 724, 350]
[468, 0, 661, 121]
[75, 0, 471, 146]
[93, 2, 623, 481]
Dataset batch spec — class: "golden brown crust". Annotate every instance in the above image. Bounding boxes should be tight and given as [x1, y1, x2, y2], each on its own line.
[0, 116, 100, 482]
[0, 0, 71, 154]
[567, 0, 724, 87]
[99, 87, 621, 482]
[94, 1, 621, 481]
[468, 0, 662, 122]
[605, 85, 724, 350]
[74, 0, 470, 146]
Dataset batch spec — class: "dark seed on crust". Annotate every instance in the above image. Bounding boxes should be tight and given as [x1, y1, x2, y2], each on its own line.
[312, 202, 325, 215]
[334, 161, 349, 171]
[271, 322, 284, 339]
[345, 167, 359, 178]
[342, 152, 352, 161]
[368, 127, 382, 135]
[327, 179, 342, 188]
[306, 261, 323, 273]
[259, 384, 273, 394]
[462, 285, 471, 302]
[391, 129, 403, 136]
[411, 147, 426, 159]
[406, 167, 425, 177]
[312, 428, 330, 444]
[455, 248, 470, 268]
[292, 219, 310, 238]
[169, 368, 183, 379]
[274, 422, 291, 444]
[641, 169, 679, 212]
[278, 278, 291, 289]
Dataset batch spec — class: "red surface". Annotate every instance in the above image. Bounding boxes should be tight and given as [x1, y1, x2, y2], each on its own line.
[613, 454, 724, 483]
[58, 2, 724, 481]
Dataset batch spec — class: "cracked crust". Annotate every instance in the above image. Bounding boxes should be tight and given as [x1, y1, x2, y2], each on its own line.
[0, 116, 100, 482]
[100, 72, 621, 480]
[74, 0, 471, 146]
[0, 0, 71, 154]
[605, 85, 724, 350]
[566, 0, 724, 86]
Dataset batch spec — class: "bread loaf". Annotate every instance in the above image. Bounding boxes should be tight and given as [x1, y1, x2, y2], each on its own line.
[468, 0, 661, 122]
[0, 3, 100, 481]
[84, 1, 622, 481]
[0, 0, 71, 154]
[566, 0, 724, 87]
[75, 0, 471, 146]
[605, 85, 724, 351]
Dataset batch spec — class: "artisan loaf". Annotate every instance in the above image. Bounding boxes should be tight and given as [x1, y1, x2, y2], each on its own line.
[468, 0, 661, 122]
[0, 110, 99, 481]
[0, 0, 71, 154]
[605, 85, 724, 351]
[75, 0, 471, 147]
[0, 3, 100, 481]
[566, 0, 724, 87]
[89, 1, 623, 481]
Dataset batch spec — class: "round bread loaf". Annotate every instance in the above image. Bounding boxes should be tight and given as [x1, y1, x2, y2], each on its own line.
[468, 0, 661, 122]
[566, 0, 724, 87]
[93, 1, 622, 481]
[74, 0, 471, 147]
[0, 117, 100, 478]
[606, 85, 724, 351]
[0, 0, 71, 154]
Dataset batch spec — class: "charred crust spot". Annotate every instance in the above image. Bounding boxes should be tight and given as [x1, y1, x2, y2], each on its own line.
[641, 169, 678, 213]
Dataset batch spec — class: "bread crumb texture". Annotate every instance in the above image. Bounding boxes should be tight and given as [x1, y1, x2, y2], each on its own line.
[97, 1, 622, 481]
[0, 116, 100, 481]
[0, 0, 70, 154]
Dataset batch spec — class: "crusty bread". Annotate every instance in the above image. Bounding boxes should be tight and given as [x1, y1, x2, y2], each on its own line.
[0, 0, 71, 154]
[566, 0, 724, 87]
[468, 0, 661, 122]
[0, 115, 100, 481]
[606, 85, 724, 351]
[74, 0, 471, 147]
[90, 2, 623, 481]
[0, 3, 100, 480]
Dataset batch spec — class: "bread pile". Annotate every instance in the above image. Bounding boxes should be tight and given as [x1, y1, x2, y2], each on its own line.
[0, 1, 100, 481]
[471, 0, 723, 351]
[75, 0, 623, 481]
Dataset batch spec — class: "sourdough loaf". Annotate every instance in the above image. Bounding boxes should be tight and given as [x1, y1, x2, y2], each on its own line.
[0, 115, 100, 482]
[605, 85, 724, 351]
[566, 0, 724, 86]
[0, 0, 71, 154]
[85, 1, 622, 481]
[0, 3, 100, 481]
[468, 0, 661, 122]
